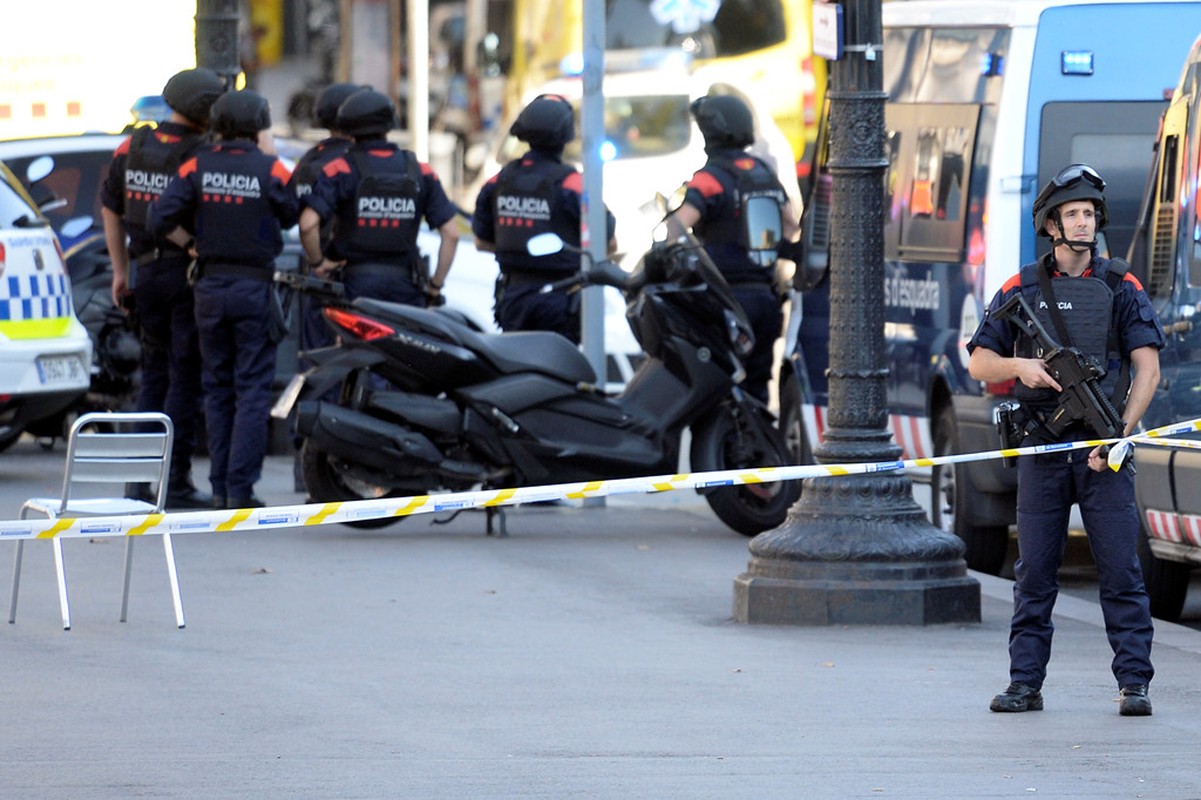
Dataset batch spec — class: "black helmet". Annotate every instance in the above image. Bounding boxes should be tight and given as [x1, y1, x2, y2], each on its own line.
[336, 89, 397, 137]
[1032, 163, 1108, 237]
[510, 94, 575, 150]
[162, 67, 224, 126]
[316, 82, 368, 130]
[691, 94, 754, 150]
[211, 90, 271, 140]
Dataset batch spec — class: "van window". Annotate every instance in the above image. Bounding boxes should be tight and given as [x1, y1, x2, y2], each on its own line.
[0, 166, 42, 227]
[885, 27, 1009, 104]
[1038, 101, 1167, 260]
[892, 103, 979, 260]
[604, 0, 786, 57]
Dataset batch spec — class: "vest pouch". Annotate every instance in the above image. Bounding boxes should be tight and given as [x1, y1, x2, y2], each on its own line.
[743, 194, 783, 268]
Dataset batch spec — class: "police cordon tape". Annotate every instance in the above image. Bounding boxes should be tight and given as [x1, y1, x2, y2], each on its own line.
[4, 416, 1201, 543]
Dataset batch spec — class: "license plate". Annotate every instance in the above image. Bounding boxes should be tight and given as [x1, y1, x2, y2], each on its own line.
[36, 355, 86, 386]
[270, 372, 307, 419]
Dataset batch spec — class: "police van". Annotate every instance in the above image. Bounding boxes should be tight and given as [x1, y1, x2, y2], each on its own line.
[0, 158, 92, 451]
[781, 0, 1201, 574]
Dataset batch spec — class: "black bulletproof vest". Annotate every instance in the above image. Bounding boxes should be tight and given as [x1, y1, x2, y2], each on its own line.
[193, 148, 278, 265]
[124, 125, 204, 229]
[493, 158, 577, 269]
[1015, 258, 1129, 411]
[339, 149, 423, 255]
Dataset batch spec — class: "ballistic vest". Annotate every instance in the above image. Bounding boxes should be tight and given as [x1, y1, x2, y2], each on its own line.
[123, 125, 205, 230]
[338, 148, 422, 256]
[693, 153, 786, 265]
[492, 157, 577, 271]
[192, 147, 280, 266]
[1014, 257, 1130, 413]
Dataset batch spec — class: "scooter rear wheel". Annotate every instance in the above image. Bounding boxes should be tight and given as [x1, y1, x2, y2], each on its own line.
[301, 439, 406, 529]
[692, 407, 801, 536]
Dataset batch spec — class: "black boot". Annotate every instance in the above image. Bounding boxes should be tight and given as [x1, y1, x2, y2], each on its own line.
[167, 468, 213, 510]
[990, 682, 1043, 712]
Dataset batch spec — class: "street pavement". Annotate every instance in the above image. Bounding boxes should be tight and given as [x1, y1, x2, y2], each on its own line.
[2, 437, 1201, 799]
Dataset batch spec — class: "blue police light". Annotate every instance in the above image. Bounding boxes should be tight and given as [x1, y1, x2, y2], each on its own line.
[980, 52, 1003, 77]
[1061, 50, 1094, 76]
[600, 140, 617, 162]
[559, 52, 585, 77]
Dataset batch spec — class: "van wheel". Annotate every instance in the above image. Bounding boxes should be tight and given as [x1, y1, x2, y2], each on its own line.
[932, 407, 1009, 574]
[1137, 525, 1191, 622]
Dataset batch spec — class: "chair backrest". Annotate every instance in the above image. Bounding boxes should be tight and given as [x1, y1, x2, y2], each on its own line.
[58, 412, 175, 514]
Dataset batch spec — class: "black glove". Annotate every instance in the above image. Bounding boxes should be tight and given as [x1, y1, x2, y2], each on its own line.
[776, 238, 804, 264]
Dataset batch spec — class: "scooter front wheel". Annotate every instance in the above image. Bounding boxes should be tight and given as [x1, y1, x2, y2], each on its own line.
[301, 438, 406, 529]
[691, 406, 801, 536]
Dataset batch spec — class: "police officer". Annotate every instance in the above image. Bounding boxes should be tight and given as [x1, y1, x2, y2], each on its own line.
[289, 83, 366, 350]
[967, 164, 1164, 716]
[299, 89, 459, 306]
[101, 67, 224, 509]
[665, 93, 800, 403]
[149, 90, 300, 510]
[471, 94, 617, 343]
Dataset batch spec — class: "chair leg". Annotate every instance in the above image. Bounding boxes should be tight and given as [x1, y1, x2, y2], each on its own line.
[52, 537, 71, 630]
[9, 540, 24, 624]
[120, 537, 134, 623]
[162, 533, 185, 629]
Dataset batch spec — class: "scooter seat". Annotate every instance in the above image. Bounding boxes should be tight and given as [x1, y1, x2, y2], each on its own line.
[350, 299, 598, 385]
[470, 331, 597, 385]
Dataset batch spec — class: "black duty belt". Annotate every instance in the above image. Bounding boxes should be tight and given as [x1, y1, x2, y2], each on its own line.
[503, 269, 570, 286]
[133, 249, 190, 267]
[199, 262, 273, 282]
[344, 260, 414, 276]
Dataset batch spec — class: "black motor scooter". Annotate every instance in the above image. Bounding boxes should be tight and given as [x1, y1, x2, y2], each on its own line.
[274, 228, 799, 536]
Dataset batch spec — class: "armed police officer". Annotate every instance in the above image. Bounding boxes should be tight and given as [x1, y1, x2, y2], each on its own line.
[299, 89, 459, 307]
[471, 94, 617, 343]
[967, 164, 1164, 717]
[150, 90, 300, 510]
[665, 93, 800, 404]
[101, 67, 224, 509]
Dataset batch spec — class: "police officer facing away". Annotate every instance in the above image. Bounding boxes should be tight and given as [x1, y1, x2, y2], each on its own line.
[967, 164, 1164, 716]
[150, 90, 300, 510]
[665, 94, 800, 403]
[471, 94, 617, 343]
[101, 67, 225, 509]
[299, 89, 459, 306]
[288, 82, 364, 353]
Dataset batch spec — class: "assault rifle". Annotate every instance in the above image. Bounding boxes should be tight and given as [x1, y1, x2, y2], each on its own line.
[992, 293, 1124, 439]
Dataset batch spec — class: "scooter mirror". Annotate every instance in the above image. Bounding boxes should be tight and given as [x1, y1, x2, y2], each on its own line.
[527, 232, 564, 257]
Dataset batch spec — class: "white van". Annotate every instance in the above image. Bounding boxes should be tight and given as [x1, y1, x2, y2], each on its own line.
[783, 0, 1201, 573]
[0, 159, 92, 451]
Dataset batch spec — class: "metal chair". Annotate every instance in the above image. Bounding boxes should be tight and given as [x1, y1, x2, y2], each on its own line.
[9, 412, 183, 630]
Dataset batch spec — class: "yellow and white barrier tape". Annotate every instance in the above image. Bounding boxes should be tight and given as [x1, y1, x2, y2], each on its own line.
[3, 416, 1200, 543]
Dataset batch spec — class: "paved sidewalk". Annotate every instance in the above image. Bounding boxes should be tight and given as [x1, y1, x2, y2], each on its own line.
[2, 449, 1201, 798]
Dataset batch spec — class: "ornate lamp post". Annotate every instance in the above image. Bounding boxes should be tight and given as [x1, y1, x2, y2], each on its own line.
[732, 0, 980, 625]
[195, 0, 242, 86]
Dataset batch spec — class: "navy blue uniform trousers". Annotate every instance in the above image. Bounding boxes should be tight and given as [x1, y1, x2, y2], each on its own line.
[134, 253, 203, 478]
[1011, 444, 1154, 689]
[194, 275, 278, 502]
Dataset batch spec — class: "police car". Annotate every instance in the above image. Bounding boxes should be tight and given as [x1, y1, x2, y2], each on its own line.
[0, 157, 92, 451]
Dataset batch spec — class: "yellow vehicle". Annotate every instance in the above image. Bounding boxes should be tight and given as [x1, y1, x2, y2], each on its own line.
[503, 0, 825, 173]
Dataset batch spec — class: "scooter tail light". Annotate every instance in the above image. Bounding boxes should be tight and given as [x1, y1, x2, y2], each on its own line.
[324, 307, 395, 341]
